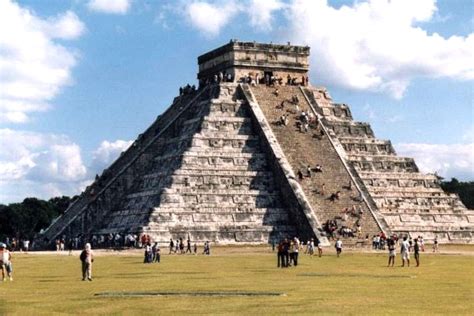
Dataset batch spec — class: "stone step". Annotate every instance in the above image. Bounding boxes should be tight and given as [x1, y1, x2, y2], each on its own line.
[146, 212, 290, 225]
[183, 116, 250, 126]
[150, 206, 287, 214]
[367, 187, 445, 194]
[144, 169, 273, 178]
[370, 192, 459, 198]
[359, 173, 438, 181]
[251, 85, 382, 238]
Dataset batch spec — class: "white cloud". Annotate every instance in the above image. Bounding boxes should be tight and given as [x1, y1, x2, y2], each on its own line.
[0, 129, 88, 202]
[43, 11, 85, 39]
[247, 0, 285, 31]
[285, 0, 474, 98]
[184, 1, 242, 37]
[87, 0, 132, 15]
[0, 129, 133, 203]
[181, 0, 285, 36]
[0, 0, 84, 124]
[395, 142, 474, 180]
[90, 139, 133, 174]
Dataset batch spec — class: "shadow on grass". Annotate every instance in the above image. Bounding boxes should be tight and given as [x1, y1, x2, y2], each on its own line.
[94, 291, 286, 297]
[297, 273, 416, 279]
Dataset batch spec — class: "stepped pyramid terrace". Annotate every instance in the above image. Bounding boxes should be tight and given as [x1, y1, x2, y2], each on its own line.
[39, 40, 473, 248]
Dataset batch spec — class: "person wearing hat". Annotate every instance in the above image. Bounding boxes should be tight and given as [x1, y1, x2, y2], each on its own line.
[79, 243, 94, 281]
[0, 243, 13, 281]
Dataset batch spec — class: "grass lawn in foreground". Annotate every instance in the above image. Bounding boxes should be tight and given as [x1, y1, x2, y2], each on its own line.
[1, 246, 473, 315]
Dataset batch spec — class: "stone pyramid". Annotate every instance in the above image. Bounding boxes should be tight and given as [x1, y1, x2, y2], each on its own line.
[39, 41, 473, 246]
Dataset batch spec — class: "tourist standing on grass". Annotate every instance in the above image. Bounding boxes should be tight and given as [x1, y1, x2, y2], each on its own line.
[179, 238, 185, 254]
[308, 238, 315, 256]
[203, 241, 210, 255]
[288, 239, 295, 266]
[186, 238, 192, 254]
[152, 243, 161, 263]
[193, 243, 197, 254]
[152, 243, 160, 263]
[401, 237, 410, 267]
[414, 239, 420, 267]
[292, 237, 300, 266]
[0, 243, 13, 281]
[335, 238, 342, 257]
[144, 243, 153, 263]
[419, 236, 425, 252]
[316, 238, 323, 257]
[387, 237, 396, 267]
[433, 237, 439, 253]
[80, 243, 94, 281]
[169, 239, 174, 254]
[283, 238, 290, 267]
[277, 240, 285, 267]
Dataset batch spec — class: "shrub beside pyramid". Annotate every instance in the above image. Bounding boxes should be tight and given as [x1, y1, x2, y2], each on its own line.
[39, 41, 473, 247]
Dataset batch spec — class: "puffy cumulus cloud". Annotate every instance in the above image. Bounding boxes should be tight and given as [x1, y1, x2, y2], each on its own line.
[0, 129, 88, 202]
[0, 0, 84, 124]
[181, 0, 285, 36]
[0, 130, 134, 203]
[90, 139, 133, 174]
[247, 0, 285, 31]
[184, 1, 242, 37]
[285, 0, 474, 98]
[87, 0, 132, 14]
[395, 143, 474, 180]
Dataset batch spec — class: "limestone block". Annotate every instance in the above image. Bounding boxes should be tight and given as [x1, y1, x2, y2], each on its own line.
[233, 213, 256, 222]
[160, 193, 183, 204]
[182, 195, 198, 204]
[235, 231, 264, 242]
[383, 216, 402, 226]
[399, 214, 422, 222]
[151, 213, 173, 222]
[448, 231, 472, 241]
[233, 194, 258, 204]
[434, 215, 465, 223]
[218, 231, 236, 241]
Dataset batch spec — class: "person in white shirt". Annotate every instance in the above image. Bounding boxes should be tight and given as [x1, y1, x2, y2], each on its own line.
[335, 239, 342, 257]
[0, 243, 13, 281]
[22, 240, 30, 253]
[401, 237, 410, 267]
[79, 243, 94, 281]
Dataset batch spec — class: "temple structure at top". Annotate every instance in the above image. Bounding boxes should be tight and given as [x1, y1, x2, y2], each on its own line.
[197, 40, 310, 85]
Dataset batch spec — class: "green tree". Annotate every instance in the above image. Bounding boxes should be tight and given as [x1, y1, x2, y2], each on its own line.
[0, 196, 74, 241]
[440, 178, 474, 209]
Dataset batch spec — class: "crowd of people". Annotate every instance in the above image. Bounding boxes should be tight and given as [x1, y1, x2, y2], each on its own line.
[1, 238, 30, 253]
[0, 231, 440, 283]
[386, 235, 425, 267]
[276, 237, 301, 268]
[167, 237, 202, 255]
[199, 70, 310, 88]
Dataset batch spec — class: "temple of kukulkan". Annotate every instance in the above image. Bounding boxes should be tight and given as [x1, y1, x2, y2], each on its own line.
[40, 41, 473, 247]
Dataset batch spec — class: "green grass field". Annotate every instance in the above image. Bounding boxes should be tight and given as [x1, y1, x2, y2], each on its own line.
[1, 246, 473, 315]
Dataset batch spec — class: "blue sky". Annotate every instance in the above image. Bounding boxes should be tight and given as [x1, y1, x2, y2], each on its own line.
[0, 0, 473, 203]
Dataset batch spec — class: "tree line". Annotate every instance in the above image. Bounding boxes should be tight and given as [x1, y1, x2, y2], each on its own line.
[440, 178, 474, 209]
[0, 196, 74, 241]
